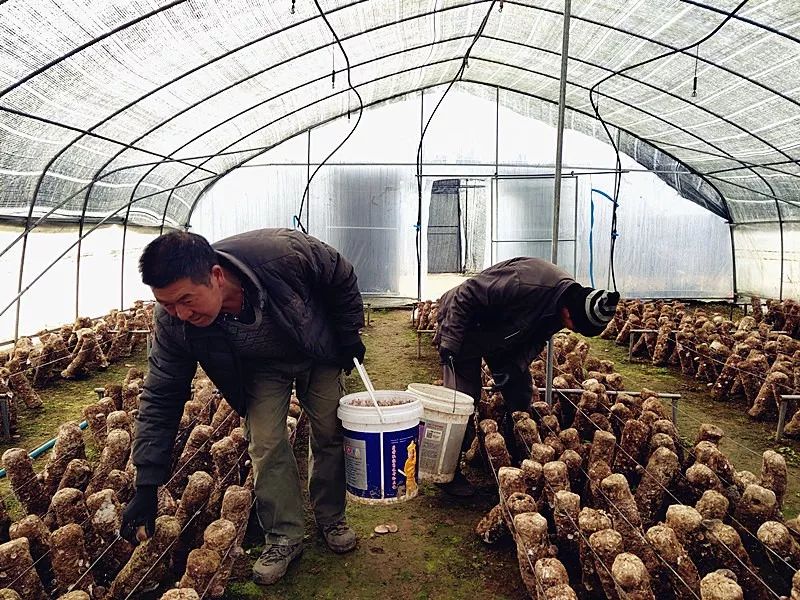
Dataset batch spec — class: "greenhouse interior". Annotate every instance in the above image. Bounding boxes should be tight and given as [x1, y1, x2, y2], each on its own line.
[1, 0, 799, 598]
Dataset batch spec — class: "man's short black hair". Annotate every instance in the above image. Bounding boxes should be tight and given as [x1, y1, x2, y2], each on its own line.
[139, 231, 218, 288]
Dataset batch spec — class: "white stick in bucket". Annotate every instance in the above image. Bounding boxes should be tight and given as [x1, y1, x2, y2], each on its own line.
[352, 357, 386, 424]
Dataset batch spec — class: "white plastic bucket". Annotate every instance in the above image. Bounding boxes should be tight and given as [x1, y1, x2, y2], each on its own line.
[407, 383, 475, 483]
[338, 391, 423, 505]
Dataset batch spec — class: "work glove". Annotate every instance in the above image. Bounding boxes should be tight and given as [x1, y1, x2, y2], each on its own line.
[339, 339, 367, 374]
[121, 484, 158, 545]
[489, 372, 511, 392]
[439, 345, 456, 367]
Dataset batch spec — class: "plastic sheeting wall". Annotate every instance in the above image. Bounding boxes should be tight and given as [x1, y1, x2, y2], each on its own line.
[0, 224, 156, 342]
[191, 85, 734, 300]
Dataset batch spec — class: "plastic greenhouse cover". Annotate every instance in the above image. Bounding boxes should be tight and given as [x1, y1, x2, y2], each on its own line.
[0, 0, 798, 316]
[193, 89, 733, 300]
[1, 0, 798, 227]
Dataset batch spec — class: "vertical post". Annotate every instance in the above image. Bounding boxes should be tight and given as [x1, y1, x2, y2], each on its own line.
[0, 395, 9, 440]
[492, 86, 499, 266]
[573, 177, 578, 277]
[776, 396, 789, 442]
[671, 397, 678, 427]
[417, 90, 424, 301]
[306, 128, 312, 234]
[728, 223, 738, 302]
[545, 0, 572, 408]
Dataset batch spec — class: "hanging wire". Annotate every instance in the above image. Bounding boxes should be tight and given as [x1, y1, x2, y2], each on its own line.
[692, 45, 700, 98]
[415, 0, 497, 298]
[121, 447, 252, 600]
[588, 0, 751, 294]
[294, 0, 365, 234]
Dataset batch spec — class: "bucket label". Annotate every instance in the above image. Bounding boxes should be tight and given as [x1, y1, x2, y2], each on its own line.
[343, 438, 367, 490]
[419, 419, 467, 477]
[343, 425, 419, 501]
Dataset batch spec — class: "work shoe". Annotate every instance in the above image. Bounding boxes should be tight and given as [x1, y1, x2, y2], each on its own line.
[321, 519, 357, 553]
[252, 542, 303, 585]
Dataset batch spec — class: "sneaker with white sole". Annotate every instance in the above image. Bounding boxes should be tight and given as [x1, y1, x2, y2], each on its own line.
[252, 541, 303, 585]
[320, 519, 357, 553]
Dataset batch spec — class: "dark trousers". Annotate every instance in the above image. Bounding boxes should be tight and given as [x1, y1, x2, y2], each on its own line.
[442, 355, 533, 453]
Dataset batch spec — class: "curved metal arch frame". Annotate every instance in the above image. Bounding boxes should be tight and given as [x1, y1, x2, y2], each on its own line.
[159, 52, 774, 232]
[137, 0, 800, 238]
[144, 30, 799, 237]
[7, 0, 800, 223]
[184, 77, 730, 225]
[3, 0, 798, 333]
[17, 0, 800, 229]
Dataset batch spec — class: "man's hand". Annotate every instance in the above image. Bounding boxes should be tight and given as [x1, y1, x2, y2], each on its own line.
[439, 345, 456, 367]
[339, 339, 367, 374]
[121, 485, 158, 545]
[489, 372, 511, 392]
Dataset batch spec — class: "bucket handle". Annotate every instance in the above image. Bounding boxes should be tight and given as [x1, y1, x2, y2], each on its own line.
[447, 356, 457, 414]
[352, 358, 386, 424]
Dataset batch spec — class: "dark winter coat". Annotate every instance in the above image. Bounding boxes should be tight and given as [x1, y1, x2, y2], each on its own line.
[133, 228, 364, 486]
[434, 257, 576, 371]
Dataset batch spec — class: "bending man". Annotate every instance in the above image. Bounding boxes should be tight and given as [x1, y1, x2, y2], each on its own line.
[121, 228, 365, 585]
[434, 256, 619, 495]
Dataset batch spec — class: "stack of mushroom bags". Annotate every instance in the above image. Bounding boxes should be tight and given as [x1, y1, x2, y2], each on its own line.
[0, 369, 303, 599]
[0, 302, 154, 438]
[604, 299, 800, 436]
[468, 332, 796, 600]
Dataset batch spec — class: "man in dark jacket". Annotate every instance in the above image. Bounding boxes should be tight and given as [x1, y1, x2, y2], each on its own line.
[121, 228, 366, 585]
[434, 257, 619, 494]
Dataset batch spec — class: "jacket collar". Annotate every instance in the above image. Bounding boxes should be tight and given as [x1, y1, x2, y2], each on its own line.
[215, 249, 266, 308]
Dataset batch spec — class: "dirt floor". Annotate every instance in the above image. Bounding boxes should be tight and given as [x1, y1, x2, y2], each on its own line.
[3, 306, 799, 598]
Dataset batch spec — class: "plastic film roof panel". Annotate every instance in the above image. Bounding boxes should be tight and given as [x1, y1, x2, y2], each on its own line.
[1, 0, 799, 227]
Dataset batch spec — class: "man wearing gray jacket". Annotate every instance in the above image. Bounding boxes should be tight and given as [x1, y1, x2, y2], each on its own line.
[434, 257, 619, 495]
[121, 228, 365, 585]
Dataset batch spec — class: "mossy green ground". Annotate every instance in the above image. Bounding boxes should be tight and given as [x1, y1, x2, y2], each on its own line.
[0, 350, 149, 516]
[3, 307, 799, 598]
[588, 335, 800, 518]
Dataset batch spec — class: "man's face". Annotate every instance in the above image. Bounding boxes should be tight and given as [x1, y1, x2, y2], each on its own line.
[152, 266, 224, 327]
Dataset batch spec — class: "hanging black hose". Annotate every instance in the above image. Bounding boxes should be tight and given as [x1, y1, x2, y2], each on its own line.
[588, 0, 750, 293]
[294, 0, 365, 233]
[415, 1, 498, 298]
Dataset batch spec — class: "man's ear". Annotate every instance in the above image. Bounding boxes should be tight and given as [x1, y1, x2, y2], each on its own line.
[209, 264, 224, 287]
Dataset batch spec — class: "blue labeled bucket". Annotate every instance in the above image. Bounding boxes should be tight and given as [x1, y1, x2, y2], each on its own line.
[338, 391, 423, 504]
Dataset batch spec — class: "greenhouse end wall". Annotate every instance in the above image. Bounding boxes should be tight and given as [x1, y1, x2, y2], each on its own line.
[191, 87, 734, 302]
